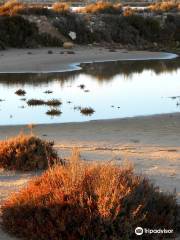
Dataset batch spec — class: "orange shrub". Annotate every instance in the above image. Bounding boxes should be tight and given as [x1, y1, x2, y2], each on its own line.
[0, 0, 25, 16]
[149, 1, 178, 12]
[1, 150, 178, 239]
[52, 2, 70, 13]
[82, 1, 122, 14]
[0, 134, 59, 171]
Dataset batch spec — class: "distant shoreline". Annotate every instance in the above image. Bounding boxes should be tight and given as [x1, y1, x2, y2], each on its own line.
[0, 46, 177, 74]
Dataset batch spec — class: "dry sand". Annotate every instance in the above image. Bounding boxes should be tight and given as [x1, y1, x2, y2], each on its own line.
[0, 47, 179, 239]
[0, 113, 180, 204]
[0, 46, 177, 73]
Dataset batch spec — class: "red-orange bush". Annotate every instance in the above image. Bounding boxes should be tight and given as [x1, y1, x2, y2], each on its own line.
[52, 2, 70, 13]
[0, 0, 25, 16]
[0, 134, 59, 171]
[149, 1, 178, 13]
[1, 150, 178, 239]
[82, 1, 122, 14]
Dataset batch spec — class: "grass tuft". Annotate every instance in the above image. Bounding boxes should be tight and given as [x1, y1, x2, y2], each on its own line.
[15, 89, 26, 96]
[46, 108, 62, 116]
[27, 99, 46, 106]
[46, 99, 62, 107]
[80, 107, 95, 116]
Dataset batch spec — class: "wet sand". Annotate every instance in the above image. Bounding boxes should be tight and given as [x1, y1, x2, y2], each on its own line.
[0, 46, 177, 73]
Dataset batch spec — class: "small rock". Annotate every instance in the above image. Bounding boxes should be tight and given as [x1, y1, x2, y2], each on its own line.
[63, 42, 74, 49]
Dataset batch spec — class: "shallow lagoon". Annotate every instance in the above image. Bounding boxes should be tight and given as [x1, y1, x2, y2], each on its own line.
[0, 58, 180, 125]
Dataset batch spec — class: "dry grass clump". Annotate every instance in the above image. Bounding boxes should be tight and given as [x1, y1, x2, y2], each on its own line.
[149, 1, 178, 13]
[46, 99, 62, 107]
[52, 2, 70, 13]
[1, 151, 178, 239]
[82, 1, 122, 14]
[0, 134, 59, 171]
[27, 99, 45, 106]
[46, 108, 62, 116]
[80, 107, 95, 116]
[15, 89, 26, 96]
[0, 0, 24, 16]
[27, 99, 62, 107]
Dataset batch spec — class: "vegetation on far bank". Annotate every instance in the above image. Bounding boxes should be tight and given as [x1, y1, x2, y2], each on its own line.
[1, 147, 179, 240]
[0, 0, 180, 50]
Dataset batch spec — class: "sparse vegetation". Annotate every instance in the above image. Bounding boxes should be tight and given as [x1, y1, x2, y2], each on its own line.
[0, 0, 24, 16]
[27, 99, 45, 106]
[80, 107, 95, 116]
[46, 108, 62, 116]
[0, 0, 180, 49]
[44, 90, 53, 94]
[0, 134, 59, 171]
[1, 151, 178, 239]
[149, 1, 179, 13]
[46, 99, 62, 107]
[52, 2, 70, 14]
[82, 1, 122, 14]
[15, 89, 26, 96]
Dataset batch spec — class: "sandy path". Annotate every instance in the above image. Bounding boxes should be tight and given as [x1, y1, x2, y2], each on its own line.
[0, 46, 177, 73]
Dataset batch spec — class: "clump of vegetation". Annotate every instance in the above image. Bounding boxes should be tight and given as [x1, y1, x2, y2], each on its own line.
[80, 107, 95, 116]
[0, 134, 59, 171]
[0, 15, 39, 48]
[149, 1, 179, 13]
[27, 99, 45, 106]
[52, 2, 70, 14]
[82, 1, 122, 14]
[46, 99, 62, 107]
[0, 0, 24, 16]
[78, 84, 85, 89]
[15, 89, 26, 96]
[1, 151, 178, 239]
[44, 90, 53, 94]
[46, 108, 62, 116]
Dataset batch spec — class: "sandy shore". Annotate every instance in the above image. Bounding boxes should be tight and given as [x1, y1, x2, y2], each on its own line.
[0, 46, 177, 73]
[0, 113, 180, 204]
[1, 113, 180, 237]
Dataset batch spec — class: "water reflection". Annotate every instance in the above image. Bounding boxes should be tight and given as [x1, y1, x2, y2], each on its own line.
[0, 58, 180, 85]
[0, 58, 180, 125]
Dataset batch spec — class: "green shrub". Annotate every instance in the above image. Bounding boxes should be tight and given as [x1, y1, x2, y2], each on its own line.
[0, 15, 39, 47]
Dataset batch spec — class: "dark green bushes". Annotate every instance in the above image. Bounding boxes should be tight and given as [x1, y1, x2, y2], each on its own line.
[0, 15, 39, 47]
[0, 15, 62, 48]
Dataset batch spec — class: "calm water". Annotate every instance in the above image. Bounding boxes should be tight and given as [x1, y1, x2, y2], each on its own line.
[1, 58, 180, 125]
